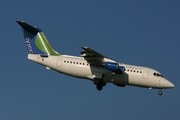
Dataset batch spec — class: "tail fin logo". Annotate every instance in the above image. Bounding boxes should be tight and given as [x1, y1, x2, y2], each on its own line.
[24, 31, 33, 53]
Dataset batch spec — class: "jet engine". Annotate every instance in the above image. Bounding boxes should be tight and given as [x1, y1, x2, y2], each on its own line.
[104, 62, 125, 74]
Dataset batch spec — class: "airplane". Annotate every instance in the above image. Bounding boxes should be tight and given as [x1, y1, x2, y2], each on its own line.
[16, 20, 174, 95]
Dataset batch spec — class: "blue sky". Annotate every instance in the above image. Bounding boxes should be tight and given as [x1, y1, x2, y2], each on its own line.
[0, 0, 179, 120]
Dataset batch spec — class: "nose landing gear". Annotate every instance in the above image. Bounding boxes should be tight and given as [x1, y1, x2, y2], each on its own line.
[158, 90, 162, 95]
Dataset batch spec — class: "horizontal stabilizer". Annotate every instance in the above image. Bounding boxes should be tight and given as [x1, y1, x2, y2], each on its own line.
[16, 21, 41, 34]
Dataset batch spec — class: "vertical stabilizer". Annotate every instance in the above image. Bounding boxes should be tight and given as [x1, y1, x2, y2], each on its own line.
[16, 21, 60, 56]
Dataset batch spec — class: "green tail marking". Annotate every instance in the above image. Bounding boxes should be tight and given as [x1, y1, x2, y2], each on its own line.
[35, 32, 61, 55]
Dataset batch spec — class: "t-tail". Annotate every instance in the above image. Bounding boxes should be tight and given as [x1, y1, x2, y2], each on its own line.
[16, 21, 60, 56]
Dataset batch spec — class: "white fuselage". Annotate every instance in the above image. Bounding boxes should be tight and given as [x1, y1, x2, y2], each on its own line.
[28, 54, 174, 89]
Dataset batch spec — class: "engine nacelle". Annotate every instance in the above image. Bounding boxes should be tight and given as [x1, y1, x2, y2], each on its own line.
[104, 62, 125, 74]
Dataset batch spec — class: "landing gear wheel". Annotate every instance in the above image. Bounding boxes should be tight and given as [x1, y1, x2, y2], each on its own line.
[96, 85, 103, 91]
[158, 91, 162, 96]
[93, 79, 99, 85]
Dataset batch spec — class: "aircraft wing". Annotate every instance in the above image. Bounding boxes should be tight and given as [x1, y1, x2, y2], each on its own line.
[81, 46, 116, 64]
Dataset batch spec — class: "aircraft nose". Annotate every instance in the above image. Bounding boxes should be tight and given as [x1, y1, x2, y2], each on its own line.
[162, 79, 175, 88]
[169, 82, 175, 88]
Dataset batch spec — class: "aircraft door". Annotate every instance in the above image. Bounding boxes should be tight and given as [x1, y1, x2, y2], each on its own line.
[56, 58, 62, 67]
[142, 70, 149, 79]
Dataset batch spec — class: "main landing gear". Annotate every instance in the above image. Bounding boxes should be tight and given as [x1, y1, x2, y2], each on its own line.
[93, 78, 106, 91]
[158, 90, 162, 96]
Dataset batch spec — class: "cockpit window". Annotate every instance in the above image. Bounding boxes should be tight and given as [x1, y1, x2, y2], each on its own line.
[153, 72, 163, 77]
[153, 73, 157, 76]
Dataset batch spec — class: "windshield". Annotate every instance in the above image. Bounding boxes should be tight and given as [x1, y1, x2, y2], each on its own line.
[153, 72, 163, 77]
